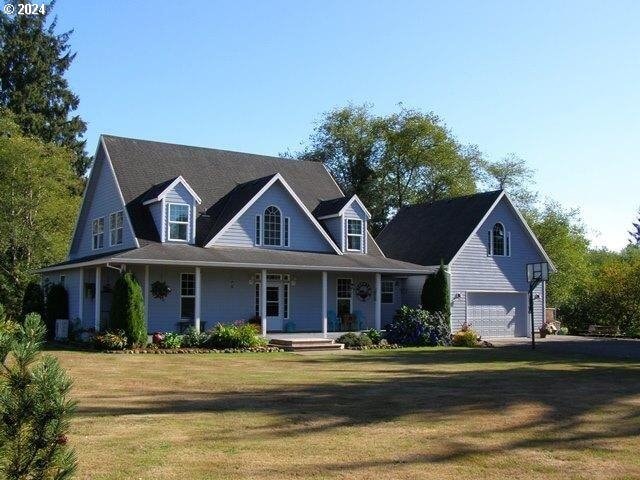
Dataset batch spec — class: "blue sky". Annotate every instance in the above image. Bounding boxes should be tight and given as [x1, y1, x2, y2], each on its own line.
[52, 0, 639, 250]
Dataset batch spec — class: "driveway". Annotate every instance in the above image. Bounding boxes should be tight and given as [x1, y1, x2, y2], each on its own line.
[490, 335, 640, 361]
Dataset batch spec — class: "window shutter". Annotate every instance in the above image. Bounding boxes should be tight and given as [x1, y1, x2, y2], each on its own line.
[488, 230, 492, 256]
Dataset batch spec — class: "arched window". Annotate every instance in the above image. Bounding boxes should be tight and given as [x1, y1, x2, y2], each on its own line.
[263, 206, 281, 246]
[492, 223, 505, 256]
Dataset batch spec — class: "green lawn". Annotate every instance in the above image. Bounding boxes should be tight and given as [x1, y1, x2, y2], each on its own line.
[53, 346, 640, 479]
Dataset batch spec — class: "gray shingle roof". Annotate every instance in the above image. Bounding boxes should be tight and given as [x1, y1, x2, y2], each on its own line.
[102, 135, 383, 254]
[312, 196, 352, 218]
[42, 244, 433, 274]
[376, 190, 503, 266]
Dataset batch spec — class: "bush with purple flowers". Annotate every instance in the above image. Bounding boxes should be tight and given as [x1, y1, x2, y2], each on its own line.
[386, 306, 451, 346]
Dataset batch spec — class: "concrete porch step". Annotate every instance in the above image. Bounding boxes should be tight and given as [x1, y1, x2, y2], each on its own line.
[269, 338, 344, 352]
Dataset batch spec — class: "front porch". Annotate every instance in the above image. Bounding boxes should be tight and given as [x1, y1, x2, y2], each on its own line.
[65, 264, 406, 336]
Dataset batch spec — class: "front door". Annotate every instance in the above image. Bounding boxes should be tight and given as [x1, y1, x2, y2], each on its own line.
[266, 283, 283, 331]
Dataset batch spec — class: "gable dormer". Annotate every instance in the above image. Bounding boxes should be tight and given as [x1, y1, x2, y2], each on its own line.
[314, 195, 372, 254]
[143, 176, 202, 244]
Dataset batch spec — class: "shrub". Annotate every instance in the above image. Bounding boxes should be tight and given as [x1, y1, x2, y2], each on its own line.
[558, 326, 569, 335]
[337, 332, 373, 348]
[94, 330, 128, 350]
[421, 262, 450, 323]
[161, 332, 183, 349]
[364, 328, 382, 345]
[110, 273, 146, 347]
[452, 329, 479, 347]
[0, 313, 77, 478]
[45, 283, 68, 337]
[182, 326, 208, 347]
[205, 323, 267, 349]
[22, 281, 45, 319]
[387, 306, 451, 346]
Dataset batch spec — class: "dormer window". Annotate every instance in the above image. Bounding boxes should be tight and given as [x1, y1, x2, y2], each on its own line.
[346, 219, 363, 252]
[168, 204, 189, 241]
[263, 206, 282, 246]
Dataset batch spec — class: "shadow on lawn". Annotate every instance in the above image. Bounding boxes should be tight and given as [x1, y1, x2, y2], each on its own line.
[77, 348, 640, 468]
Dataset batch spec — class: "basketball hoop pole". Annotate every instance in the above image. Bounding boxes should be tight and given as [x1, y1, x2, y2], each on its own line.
[528, 278, 541, 349]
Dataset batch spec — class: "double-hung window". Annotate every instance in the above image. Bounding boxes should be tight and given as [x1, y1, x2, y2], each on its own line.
[92, 217, 104, 250]
[180, 273, 195, 320]
[109, 211, 123, 246]
[381, 280, 394, 304]
[346, 219, 363, 251]
[168, 204, 189, 241]
[337, 278, 352, 316]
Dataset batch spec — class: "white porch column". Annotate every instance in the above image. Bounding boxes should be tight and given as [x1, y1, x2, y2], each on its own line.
[78, 268, 84, 325]
[260, 269, 267, 336]
[374, 273, 382, 330]
[94, 266, 101, 332]
[144, 265, 150, 327]
[195, 267, 201, 332]
[322, 271, 328, 337]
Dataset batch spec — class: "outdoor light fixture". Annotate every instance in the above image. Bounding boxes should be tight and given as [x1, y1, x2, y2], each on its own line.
[454, 293, 462, 299]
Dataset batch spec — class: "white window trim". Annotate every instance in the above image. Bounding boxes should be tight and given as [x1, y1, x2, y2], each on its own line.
[346, 218, 364, 252]
[255, 215, 261, 246]
[507, 231, 511, 257]
[92, 216, 105, 250]
[381, 280, 394, 304]
[180, 272, 196, 320]
[491, 222, 506, 257]
[167, 203, 190, 242]
[336, 277, 353, 315]
[109, 210, 124, 247]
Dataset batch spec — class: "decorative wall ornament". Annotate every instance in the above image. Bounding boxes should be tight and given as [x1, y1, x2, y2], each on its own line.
[151, 280, 171, 300]
[354, 281, 372, 301]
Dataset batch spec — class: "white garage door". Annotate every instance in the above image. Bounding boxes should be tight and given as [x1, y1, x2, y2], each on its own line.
[467, 292, 528, 338]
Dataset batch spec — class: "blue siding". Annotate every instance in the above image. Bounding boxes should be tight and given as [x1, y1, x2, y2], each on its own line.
[214, 181, 333, 252]
[70, 146, 136, 259]
[449, 198, 545, 334]
[323, 217, 342, 249]
[149, 202, 163, 241]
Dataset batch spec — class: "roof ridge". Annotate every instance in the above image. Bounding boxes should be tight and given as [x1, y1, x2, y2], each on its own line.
[101, 134, 323, 167]
[403, 189, 503, 210]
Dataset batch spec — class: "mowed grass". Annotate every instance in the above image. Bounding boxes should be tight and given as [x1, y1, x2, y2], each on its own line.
[52, 346, 640, 480]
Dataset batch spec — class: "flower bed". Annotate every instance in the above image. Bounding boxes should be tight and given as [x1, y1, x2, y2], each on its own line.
[104, 346, 284, 354]
[343, 343, 402, 351]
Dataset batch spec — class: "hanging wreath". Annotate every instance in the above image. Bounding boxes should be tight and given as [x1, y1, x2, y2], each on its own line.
[151, 280, 171, 300]
[354, 281, 372, 301]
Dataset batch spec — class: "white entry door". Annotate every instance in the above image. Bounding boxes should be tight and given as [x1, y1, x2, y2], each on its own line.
[266, 284, 283, 331]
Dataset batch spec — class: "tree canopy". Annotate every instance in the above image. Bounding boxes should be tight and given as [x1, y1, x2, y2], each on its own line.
[0, 1, 89, 176]
[0, 110, 81, 317]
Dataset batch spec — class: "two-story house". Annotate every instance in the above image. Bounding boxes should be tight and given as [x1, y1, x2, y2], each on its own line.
[39, 135, 431, 336]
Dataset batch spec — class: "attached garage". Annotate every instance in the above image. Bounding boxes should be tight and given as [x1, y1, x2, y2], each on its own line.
[466, 292, 528, 338]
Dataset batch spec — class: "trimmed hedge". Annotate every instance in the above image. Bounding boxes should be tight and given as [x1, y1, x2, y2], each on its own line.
[109, 273, 146, 347]
[387, 306, 451, 346]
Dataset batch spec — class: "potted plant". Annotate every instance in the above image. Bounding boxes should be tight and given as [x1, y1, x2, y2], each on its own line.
[151, 281, 171, 300]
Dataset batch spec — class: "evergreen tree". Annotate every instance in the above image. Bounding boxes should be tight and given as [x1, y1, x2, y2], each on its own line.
[109, 273, 146, 346]
[45, 283, 68, 337]
[630, 208, 640, 246]
[420, 262, 450, 321]
[22, 281, 46, 319]
[0, 1, 89, 176]
[0, 313, 77, 479]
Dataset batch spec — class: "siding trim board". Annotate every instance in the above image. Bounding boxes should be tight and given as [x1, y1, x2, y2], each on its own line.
[207, 173, 342, 254]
